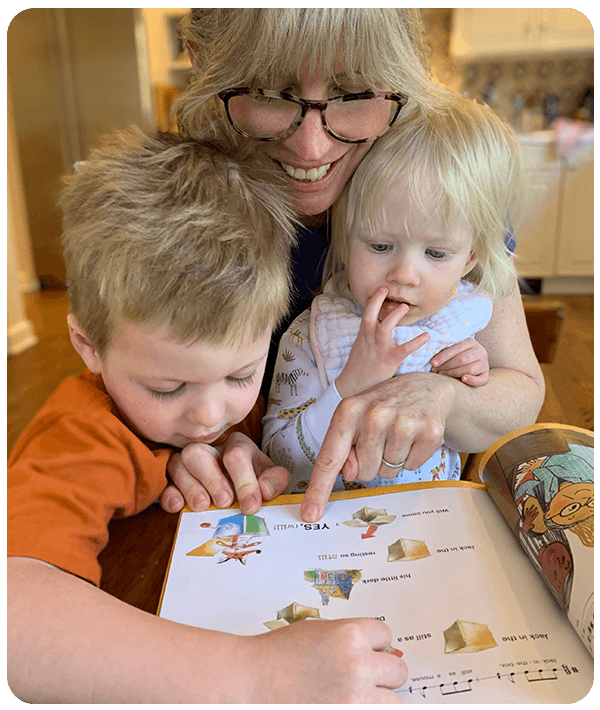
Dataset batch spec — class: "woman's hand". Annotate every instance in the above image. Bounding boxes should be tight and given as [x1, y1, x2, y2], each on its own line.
[301, 371, 457, 522]
[159, 432, 289, 514]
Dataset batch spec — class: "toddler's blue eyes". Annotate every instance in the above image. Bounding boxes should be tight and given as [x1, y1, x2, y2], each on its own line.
[369, 243, 390, 253]
[426, 249, 447, 260]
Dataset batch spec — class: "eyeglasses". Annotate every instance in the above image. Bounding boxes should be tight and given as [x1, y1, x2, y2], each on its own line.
[218, 88, 408, 144]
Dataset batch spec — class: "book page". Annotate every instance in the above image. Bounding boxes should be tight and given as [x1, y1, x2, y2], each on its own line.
[478, 424, 594, 654]
[158, 482, 592, 703]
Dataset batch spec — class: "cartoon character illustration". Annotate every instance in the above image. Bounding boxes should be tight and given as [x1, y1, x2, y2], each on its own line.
[186, 514, 269, 565]
[510, 440, 593, 611]
[514, 444, 593, 535]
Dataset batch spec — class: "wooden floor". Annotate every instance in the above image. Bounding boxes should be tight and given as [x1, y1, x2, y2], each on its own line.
[7, 289, 594, 456]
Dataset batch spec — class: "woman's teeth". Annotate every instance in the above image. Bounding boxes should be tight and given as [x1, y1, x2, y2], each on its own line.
[280, 162, 331, 182]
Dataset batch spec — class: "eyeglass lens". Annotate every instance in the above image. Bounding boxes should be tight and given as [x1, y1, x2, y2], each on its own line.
[227, 94, 397, 141]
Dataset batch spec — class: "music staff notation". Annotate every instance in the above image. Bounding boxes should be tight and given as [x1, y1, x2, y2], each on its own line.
[397, 665, 579, 699]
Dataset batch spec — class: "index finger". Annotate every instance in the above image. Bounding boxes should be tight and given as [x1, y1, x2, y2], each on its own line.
[221, 436, 262, 515]
[300, 419, 355, 522]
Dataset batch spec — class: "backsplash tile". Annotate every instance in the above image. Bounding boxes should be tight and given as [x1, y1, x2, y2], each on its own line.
[421, 9, 593, 127]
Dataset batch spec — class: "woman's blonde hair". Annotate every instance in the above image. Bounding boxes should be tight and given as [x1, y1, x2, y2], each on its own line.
[60, 128, 297, 356]
[177, 8, 450, 141]
[331, 97, 522, 297]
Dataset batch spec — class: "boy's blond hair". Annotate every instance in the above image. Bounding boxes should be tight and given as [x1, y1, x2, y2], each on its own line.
[331, 97, 522, 297]
[176, 8, 451, 141]
[60, 128, 296, 356]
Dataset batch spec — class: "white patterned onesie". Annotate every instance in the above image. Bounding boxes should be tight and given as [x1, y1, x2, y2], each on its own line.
[262, 276, 492, 494]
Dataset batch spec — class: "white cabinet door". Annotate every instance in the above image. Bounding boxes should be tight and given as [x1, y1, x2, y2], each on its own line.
[451, 8, 534, 60]
[451, 8, 593, 60]
[555, 155, 594, 276]
[537, 8, 594, 52]
[513, 167, 561, 278]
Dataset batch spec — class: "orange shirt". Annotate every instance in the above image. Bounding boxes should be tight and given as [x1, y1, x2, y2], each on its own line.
[7, 369, 263, 586]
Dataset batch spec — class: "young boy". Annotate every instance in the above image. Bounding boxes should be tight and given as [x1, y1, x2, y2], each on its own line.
[263, 96, 522, 493]
[8, 129, 407, 702]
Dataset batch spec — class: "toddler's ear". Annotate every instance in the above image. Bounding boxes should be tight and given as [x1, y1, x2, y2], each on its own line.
[67, 315, 102, 373]
[462, 250, 478, 276]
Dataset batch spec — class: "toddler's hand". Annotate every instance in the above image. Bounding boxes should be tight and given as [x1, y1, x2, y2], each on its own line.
[158, 432, 289, 514]
[336, 287, 429, 398]
[430, 338, 489, 386]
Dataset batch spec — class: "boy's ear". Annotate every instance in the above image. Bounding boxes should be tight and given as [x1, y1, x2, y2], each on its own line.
[67, 315, 102, 374]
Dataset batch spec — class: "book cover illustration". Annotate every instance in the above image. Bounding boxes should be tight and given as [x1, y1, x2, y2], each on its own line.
[479, 424, 593, 655]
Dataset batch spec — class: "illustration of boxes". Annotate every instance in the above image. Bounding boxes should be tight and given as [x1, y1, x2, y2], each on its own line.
[387, 538, 430, 562]
[263, 602, 321, 630]
[443, 619, 498, 654]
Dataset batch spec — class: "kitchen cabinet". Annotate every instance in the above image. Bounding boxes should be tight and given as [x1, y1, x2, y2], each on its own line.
[451, 8, 593, 61]
[513, 134, 593, 293]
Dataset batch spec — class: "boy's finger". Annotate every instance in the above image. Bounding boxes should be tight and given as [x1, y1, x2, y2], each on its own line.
[180, 445, 234, 510]
[221, 440, 263, 514]
[257, 465, 290, 500]
[158, 483, 185, 513]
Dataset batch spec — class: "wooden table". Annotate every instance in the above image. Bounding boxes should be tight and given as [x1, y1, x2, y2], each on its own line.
[98, 504, 179, 614]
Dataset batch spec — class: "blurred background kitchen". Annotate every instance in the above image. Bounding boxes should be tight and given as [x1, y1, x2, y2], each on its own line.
[7, 8, 594, 453]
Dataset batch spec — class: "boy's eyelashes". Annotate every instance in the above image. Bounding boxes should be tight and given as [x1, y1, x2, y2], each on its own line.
[146, 372, 257, 399]
[226, 371, 257, 388]
[148, 383, 187, 400]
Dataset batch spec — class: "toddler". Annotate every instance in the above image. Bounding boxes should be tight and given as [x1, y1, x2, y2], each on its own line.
[263, 96, 521, 493]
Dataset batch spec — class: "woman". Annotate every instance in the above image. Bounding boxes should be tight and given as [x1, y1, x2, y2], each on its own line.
[164, 8, 544, 523]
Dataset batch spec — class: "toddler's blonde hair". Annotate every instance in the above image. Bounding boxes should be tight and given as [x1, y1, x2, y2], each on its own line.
[331, 97, 522, 297]
[61, 128, 296, 356]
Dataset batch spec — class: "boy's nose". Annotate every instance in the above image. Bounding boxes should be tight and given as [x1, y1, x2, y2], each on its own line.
[186, 395, 224, 429]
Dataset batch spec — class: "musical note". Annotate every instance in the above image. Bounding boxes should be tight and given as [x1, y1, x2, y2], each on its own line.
[440, 679, 473, 696]
[525, 668, 558, 682]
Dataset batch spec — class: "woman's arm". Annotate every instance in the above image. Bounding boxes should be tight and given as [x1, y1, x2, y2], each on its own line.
[443, 278, 544, 450]
[300, 281, 544, 522]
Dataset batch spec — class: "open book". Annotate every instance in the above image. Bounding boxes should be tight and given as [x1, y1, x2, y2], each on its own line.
[158, 423, 593, 703]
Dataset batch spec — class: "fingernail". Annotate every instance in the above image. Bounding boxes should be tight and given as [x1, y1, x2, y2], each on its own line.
[214, 491, 231, 508]
[261, 478, 276, 499]
[240, 494, 258, 514]
[302, 504, 319, 523]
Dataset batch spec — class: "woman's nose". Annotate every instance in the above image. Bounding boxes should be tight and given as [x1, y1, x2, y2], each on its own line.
[282, 108, 336, 162]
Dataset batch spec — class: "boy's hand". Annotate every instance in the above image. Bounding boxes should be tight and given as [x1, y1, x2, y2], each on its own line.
[430, 338, 489, 386]
[159, 432, 289, 514]
[336, 287, 429, 398]
[247, 617, 407, 702]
